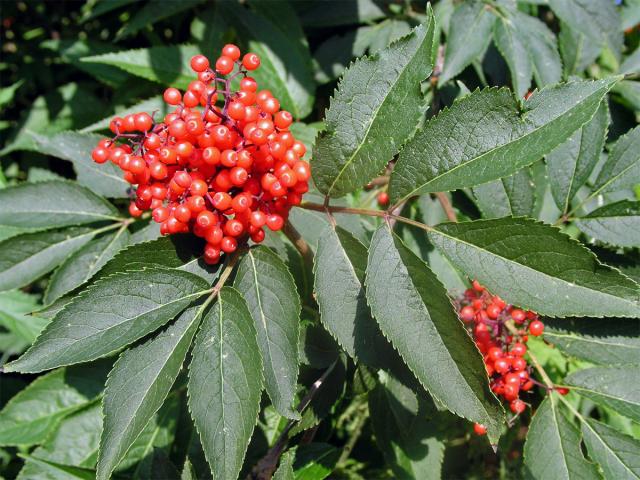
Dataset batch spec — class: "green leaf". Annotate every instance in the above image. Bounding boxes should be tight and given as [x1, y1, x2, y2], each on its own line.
[116, 0, 204, 39]
[549, 0, 623, 60]
[516, 11, 562, 88]
[313, 224, 394, 368]
[472, 168, 535, 218]
[17, 455, 96, 480]
[566, 367, 640, 423]
[0, 362, 110, 446]
[621, 46, 640, 75]
[273, 451, 294, 480]
[0, 180, 119, 229]
[524, 395, 600, 480]
[4, 267, 209, 373]
[234, 246, 300, 419]
[220, 2, 314, 119]
[547, 100, 609, 214]
[593, 125, 640, 197]
[576, 201, 640, 248]
[428, 217, 640, 317]
[0, 227, 98, 292]
[439, 0, 495, 85]
[365, 225, 503, 442]
[613, 81, 640, 112]
[390, 78, 618, 203]
[0, 290, 46, 344]
[96, 302, 208, 480]
[559, 21, 601, 76]
[544, 318, 640, 365]
[299, 0, 386, 27]
[0, 80, 23, 108]
[32, 132, 130, 198]
[293, 443, 340, 480]
[45, 227, 130, 304]
[493, 14, 532, 98]
[369, 372, 446, 480]
[82, 45, 200, 90]
[187, 287, 263, 480]
[312, 14, 436, 197]
[582, 418, 640, 480]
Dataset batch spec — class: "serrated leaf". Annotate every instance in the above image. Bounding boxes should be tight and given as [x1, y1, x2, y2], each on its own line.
[0, 227, 99, 292]
[45, 227, 130, 304]
[116, 0, 204, 39]
[493, 14, 532, 98]
[593, 125, 640, 197]
[4, 267, 210, 373]
[96, 302, 207, 480]
[439, 1, 495, 85]
[549, 0, 623, 60]
[576, 201, 640, 247]
[566, 367, 640, 423]
[544, 318, 640, 365]
[369, 372, 446, 480]
[390, 78, 618, 203]
[472, 168, 535, 218]
[559, 21, 601, 76]
[313, 224, 394, 368]
[365, 225, 503, 442]
[273, 451, 294, 480]
[32, 132, 130, 198]
[582, 418, 640, 480]
[428, 217, 640, 317]
[516, 11, 562, 87]
[0, 290, 46, 344]
[312, 14, 436, 197]
[524, 395, 600, 480]
[220, 3, 314, 119]
[0, 362, 110, 446]
[188, 287, 262, 480]
[234, 246, 300, 419]
[82, 45, 200, 90]
[0, 180, 119, 229]
[547, 100, 609, 214]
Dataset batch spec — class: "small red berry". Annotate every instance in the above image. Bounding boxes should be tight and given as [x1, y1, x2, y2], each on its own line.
[190, 55, 210, 73]
[529, 320, 544, 336]
[242, 53, 260, 70]
[473, 423, 487, 435]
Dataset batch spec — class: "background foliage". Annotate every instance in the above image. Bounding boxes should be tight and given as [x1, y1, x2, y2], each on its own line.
[0, 1, 639, 479]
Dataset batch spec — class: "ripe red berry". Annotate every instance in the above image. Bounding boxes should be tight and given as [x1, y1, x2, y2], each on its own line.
[377, 192, 389, 207]
[242, 53, 260, 70]
[163, 88, 181, 105]
[190, 55, 210, 72]
[222, 44, 241, 61]
[510, 399, 526, 414]
[473, 423, 487, 435]
[556, 387, 570, 395]
[215, 56, 234, 75]
[529, 320, 544, 336]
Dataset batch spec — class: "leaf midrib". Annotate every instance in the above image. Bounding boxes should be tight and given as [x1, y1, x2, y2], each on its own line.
[583, 420, 639, 479]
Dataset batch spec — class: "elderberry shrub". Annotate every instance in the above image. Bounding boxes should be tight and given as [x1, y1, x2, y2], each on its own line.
[91, 44, 311, 265]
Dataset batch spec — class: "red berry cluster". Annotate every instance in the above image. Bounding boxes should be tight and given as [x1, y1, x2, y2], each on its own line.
[456, 280, 546, 433]
[91, 44, 311, 264]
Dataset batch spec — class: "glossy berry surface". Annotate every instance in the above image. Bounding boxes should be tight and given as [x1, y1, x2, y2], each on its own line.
[91, 44, 310, 264]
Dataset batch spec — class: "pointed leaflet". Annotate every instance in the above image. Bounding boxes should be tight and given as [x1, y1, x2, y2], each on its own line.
[547, 100, 609, 213]
[273, 451, 294, 480]
[82, 45, 200, 90]
[313, 225, 394, 368]
[544, 318, 640, 366]
[593, 125, 640, 196]
[565, 367, 640, 423]
[493, 14, 532, 98]
[581, 419, 640, 480]
[45, 226, 130, 304]
[390, 78, 618, 203]
[428, 217, 640, 318]
[0, 361, 110, 446]
[0, 180, 118, 228]
[187, 287, 262, 480]
[312, 13, 436, 197]
[576, 201, 640, 248]
[438, 1, 495, 85]
[234, 246, 300, 419]
[365, 225, 503, 441]
[96, 303, 209, 480]
[4, 268, 209, 373]
[472, 168, 535, 218]
[524, 395, 600, 480]
[32, 132, 130, 198]
[0, 226, 98, 292]
[0, 290, 47, 344]
[368, 372, 446, 480]
[221, 2, 314, 119]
